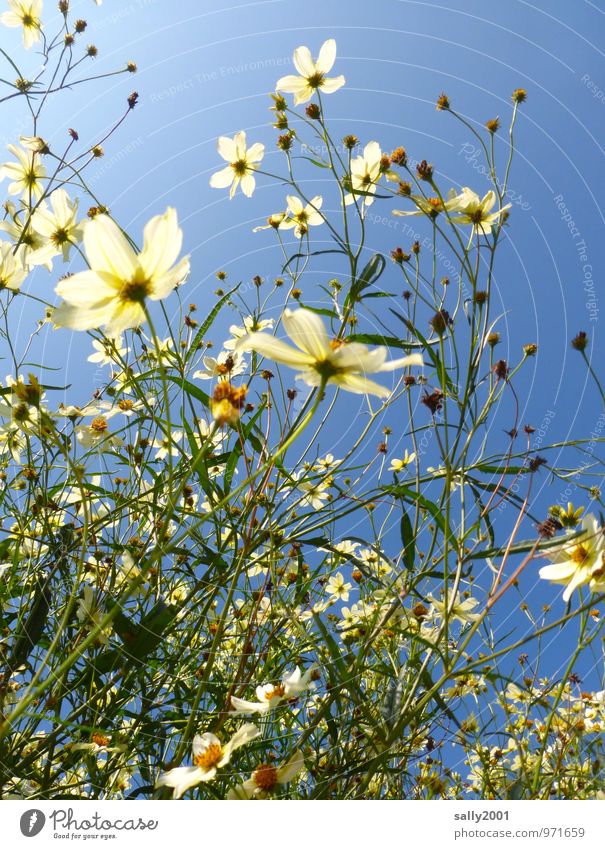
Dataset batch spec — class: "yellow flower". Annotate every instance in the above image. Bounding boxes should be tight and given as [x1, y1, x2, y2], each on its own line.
[53, 209, 190, 334]
[1, 0, 43, 49]
[452, 188, 511, 235]
[276, 39, 345, 105]
[279, 195, 323, 239]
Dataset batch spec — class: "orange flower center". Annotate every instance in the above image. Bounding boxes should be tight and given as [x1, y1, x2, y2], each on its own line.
[90, 416, 108, 432]
[193, 742, 223, 770]
[264, 684, 285, 701]
[92, 733, 110, 747]
[571, 544, 590, 565]
[253, 764, 278, 791]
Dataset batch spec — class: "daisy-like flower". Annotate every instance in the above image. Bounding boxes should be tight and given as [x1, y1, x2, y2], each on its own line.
[538, 514, 605, 603]
[53, 209, 190, 334]
[293, 469, 330, 509]
[428, 591, 481, 625]
[392, 188, 465, 220]
[230, 666, 316, 715]
[0, 210, 51, 269]
[0, 241, 27, 291]
[451, 188, 510, 235]
[389, 450, 416, 472]
[1, 1, 43, 49]
[76, 415, 122, 450]
[279, 195, 323, 239]
[193, 350, 247, 381]
[29, 189, 83, 264]
[325, 571, 352, 601]
[87, 336, 128, 366]
[276, 38, 345, 105]
[155, 724, 260, 799]
[228, 750, 304, 800]
[0, 144, 46, 200]
[224, 316, 274, 351]
[236, 307, 423, 398]
[345, 141, 384, 207]
[209, 131, 264, 199]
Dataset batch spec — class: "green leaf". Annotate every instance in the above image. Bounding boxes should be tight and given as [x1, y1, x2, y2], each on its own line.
[185, 285, 239, 363]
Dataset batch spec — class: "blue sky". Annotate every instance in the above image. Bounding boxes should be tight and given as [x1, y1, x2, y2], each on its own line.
[2, 0, 605, 689]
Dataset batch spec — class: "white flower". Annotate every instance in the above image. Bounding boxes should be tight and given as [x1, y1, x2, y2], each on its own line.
[155, 724, 260, 798]
[451, 188, 511, 235]
[428, 592, 481, 625]
[152, 429, 183, 461]
[230, 666, 316, 715]
[236, 307, 423, 398]
[538, 514, 605, 603]
[76, 586, 111, 645]
[193, 350, 247, 381]
[276, 38, 345, 105]
[325, 572, 352, 601]
[0, 212, 50, 269]
[389, 450, 416, 472]
[1, 0, 42, 49]
[29, 189, 83, 264]
[209, 131, 264, 199]
[293, 469, 330, 509]
[87, 336, 128, 366]
[345, 141, 384, 207]
[0, 241, 27, 291]
[53, 209, 190, 334]
[0, 143, 46, 199]
[75, 416, 122, 450]
[230, 750, 304, 799]
[279, 194, 324, 239]
[224, 316, 274, 350]
[19, 135, 48, 153]
[392, 188, 465, 219]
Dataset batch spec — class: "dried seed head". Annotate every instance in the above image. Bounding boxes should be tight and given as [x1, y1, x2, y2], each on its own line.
[571, 331, 588, 351]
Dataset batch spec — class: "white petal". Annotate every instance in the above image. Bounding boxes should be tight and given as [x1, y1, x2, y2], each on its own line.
[217, 135, 236, 162]
[240, 173, 256, 198]
[320, 75, 345, 95]
[277, 750, 305, 784]
[283, 308, 332, 359]
[210, 165, 235, 189]
[334, 372, 391, 398]
[316, 39, 337, 74]
[378, 353, 424, 372]
[139, 207, 182, 280]
[84, 215, 137, 281]
[236, 331, 313, 367]
[55, 270, 118, 307]
[155, 766, 203, 799]
[292, 45, 315, 77]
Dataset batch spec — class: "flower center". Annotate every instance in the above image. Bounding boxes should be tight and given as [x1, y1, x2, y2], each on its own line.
[193, 742, 223, 770]
[51, 227, 70, 246]
[92, 733, 110, 747]
[470, 208, 486, 225]
[253, 764, 278, 791]
[307, 71, 325, 88]
[231, 159, 249, 176]
[264, 684, 285, 702]
[571, 544, 590, 566]
[90, 416, 108, 432]
[120, 278, 151, 303]
[118, 399, 134, 411]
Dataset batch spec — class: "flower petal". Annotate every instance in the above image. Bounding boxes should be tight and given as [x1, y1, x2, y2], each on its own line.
[292, 45, 315, 77]
[236, 331, 313, 367]
[283, 308, 331, 358]
[316, 39, 337, 74]
[84, 215, 138, 281]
